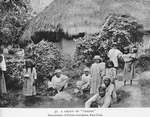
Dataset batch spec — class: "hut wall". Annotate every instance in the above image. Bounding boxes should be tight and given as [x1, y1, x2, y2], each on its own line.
[61, 39, 76, 59]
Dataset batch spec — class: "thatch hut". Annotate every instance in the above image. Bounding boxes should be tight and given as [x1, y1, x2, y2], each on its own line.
[19, 0, 150, 56]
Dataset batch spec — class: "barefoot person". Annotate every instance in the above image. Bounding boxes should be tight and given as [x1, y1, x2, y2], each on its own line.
[22, 59, 37, 100]
[122, 47, 134, 86]
[85, 86, 111, 108]
[0, 48, 7, 96]
[90, 55, 105, 94]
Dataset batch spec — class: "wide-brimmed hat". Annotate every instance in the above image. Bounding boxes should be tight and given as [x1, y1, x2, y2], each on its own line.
[94, 55, 101, 60]
[84, 67, 90, 72]
[55, 69, 62, 73]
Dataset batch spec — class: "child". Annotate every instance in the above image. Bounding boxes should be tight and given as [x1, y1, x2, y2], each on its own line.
[90, 55, 105, 94]
[22, 59, 37, 100]
[122, 47, 133, 86]
[105, 60, 117, 86]
[75, 67, 91, 96]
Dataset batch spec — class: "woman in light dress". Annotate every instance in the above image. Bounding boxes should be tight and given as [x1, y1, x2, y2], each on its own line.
[22, 59, 37, 100]
[90, 55, 105, 94]
[122, 47, 136, 86]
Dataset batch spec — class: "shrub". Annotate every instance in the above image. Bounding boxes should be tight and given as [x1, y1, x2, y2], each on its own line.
[135, 54, 150, 72]
[25, 40, 62, 91]
[5, 59, 25, 90]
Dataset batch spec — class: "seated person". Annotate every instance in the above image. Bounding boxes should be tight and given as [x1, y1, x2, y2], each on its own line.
[103, 76, 117, 104]
[75, 67, 91, 95]
[49, 69, 69, 92]
[85, 86, 111, 108]
[47, 74, 58, 96]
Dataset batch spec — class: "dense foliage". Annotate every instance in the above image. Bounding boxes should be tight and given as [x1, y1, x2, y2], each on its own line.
[0, 0, 33, 46]
[136, 48, 150, 72]
[74, 13, 144, 64]
[5, 59, 24, 90]
[25, 40, 62, 90]
[101, 13, 144, 48]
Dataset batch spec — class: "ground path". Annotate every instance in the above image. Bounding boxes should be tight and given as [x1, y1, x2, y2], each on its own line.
[14, 73, 146, 108]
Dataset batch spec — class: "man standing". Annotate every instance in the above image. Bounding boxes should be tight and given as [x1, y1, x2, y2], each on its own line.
[108, 42, 122, 68]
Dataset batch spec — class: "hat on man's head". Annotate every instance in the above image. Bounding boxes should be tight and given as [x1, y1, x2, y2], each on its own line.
[84, 67, 90, 72]
[94, 55, 101, 60]
[112, 42, 117, 46]
[103, 76, 111, 81]
[55, 69, 62, 73]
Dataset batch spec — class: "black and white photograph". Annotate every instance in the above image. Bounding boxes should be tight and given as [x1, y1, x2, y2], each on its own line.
[0, 0, 150, 116]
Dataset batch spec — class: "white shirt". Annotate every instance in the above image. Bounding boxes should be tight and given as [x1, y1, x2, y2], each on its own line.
[108, 48, 122, 67]
[81, 74, 91, 84]
[0, 54, 6, 71]
[85, 93, 111, 108]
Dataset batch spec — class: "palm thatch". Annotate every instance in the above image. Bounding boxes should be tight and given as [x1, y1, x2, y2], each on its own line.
[19, 0, 150, 46]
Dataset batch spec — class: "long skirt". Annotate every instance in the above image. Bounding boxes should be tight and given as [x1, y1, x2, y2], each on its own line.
[0, 70, 7, 95]
[22, 78, 36, 96]
[123, 62, 135, 81]
[90, 74, 102, 94]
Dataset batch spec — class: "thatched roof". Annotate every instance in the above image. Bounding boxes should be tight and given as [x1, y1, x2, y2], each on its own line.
[19, 0, 150, 46]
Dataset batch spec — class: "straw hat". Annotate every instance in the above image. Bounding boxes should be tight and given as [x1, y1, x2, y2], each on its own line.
[94, 55, 101, 60]
[84, 67, 90, 72]
[24, 74, 30, 78]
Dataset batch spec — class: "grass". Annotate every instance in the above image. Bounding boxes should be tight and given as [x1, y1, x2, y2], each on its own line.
[111, 89, 130, 108]
[138, 73, 150, 107]
[0, 91, 19, 107]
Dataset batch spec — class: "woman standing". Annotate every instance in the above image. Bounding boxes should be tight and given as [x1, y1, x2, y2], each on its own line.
[90, 55, 105, 94]
[0, 48, 7, 96]
[22, 59, 37, 99]
[122, 47, 135, 86]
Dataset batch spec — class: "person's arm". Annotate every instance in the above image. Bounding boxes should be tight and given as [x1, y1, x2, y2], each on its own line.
[107, 84, 115, 96]
[112, 68, 117, 79]
[85, 93, 99, 108]
[33, 68, 37, 80]
[102, 94, 111, 108]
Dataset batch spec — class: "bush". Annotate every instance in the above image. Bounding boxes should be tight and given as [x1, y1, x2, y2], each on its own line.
[5, 59, 25, 90]
[25, 40, 62, 91]
[135, 54, 150, 72]
[0, 91, 19, 107]
[74, 35, 109, 65]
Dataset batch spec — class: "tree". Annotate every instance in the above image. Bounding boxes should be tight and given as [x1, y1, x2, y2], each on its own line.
[101, 13, 144, 50]
[0, 0, 33, 46]
[74, 13, 144, 64]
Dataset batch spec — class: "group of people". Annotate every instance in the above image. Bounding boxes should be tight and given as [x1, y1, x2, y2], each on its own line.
[0, 42, 137, 108]
[74, 42, 137, 108]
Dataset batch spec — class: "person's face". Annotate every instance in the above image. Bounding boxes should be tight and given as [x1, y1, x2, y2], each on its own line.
[99, 90, 105, 97]
[26, 61, 31, 67]
[108, 63, 112, 68]
[95, 59, 100, 63]
[113, 45, 117, 49]
[104, 79, 110, 87]
[56, 72, 61, 77]
[84, 71, 89, 76]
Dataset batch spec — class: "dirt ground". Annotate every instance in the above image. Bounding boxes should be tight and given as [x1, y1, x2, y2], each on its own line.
[4, 72, 150, 108]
